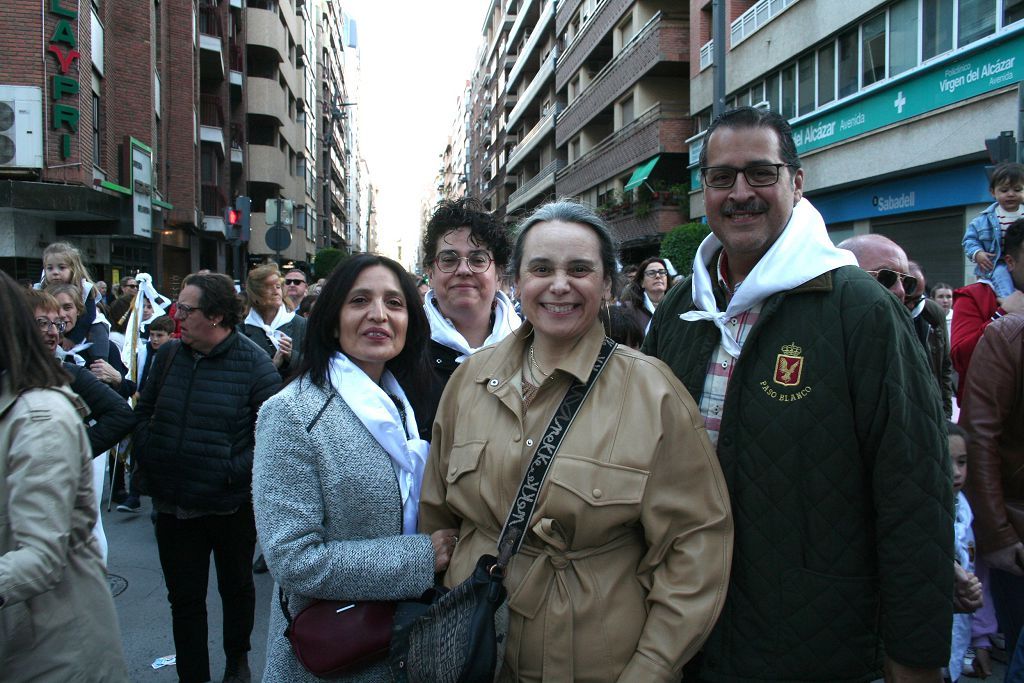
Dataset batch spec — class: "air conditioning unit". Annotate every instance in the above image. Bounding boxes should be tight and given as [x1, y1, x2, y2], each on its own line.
[0, 85, 43, 170]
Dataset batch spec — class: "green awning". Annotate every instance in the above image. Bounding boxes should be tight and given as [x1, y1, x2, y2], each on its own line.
[624, 155, 660, 191]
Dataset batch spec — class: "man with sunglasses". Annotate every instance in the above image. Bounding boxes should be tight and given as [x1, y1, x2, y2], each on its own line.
[282, 267, 308, 309]
[643, 107, 951, 683]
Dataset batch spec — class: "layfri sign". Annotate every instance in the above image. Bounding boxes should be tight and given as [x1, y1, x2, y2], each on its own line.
[47, 0, 81, 161]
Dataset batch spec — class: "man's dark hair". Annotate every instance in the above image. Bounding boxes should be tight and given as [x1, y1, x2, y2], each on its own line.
[698, 106, 802, 173]
[5, 273, 69, 392]
[421, 197, 511, 271]
[1005, 218, 1024, 260]
[291, 254, 430, 396]
[182, 272, 244, 328]
[989, 162, 1024, 190]
[149, 315, 176, 334]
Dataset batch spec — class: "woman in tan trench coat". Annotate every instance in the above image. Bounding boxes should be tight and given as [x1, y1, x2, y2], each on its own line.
[419, 200, 733, 683]
[0, 272, 128, 682]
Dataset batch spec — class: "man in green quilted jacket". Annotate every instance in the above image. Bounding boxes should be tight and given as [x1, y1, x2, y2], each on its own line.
[643, 106, 952, 683]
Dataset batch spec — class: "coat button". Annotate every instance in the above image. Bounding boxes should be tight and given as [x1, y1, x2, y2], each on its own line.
[489, 379, 499, 386]
[436, 358, 443, 364]
[526, 438, 534, 447]
[592, 488, 603, 499]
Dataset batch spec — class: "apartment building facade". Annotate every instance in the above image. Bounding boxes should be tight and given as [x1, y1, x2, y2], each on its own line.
[443, 0, 693, 262]
[690, 0, 1023, 286]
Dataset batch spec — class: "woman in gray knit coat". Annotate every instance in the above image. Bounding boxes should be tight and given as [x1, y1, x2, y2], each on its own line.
[253, 255, 457, 682]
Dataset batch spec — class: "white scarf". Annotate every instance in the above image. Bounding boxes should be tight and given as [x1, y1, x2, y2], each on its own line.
[120, 273, 170, 372]
[327, 353, 429, 535]
[57, 341, 91, 366]
[643, 291, 657, 316]
[681, 199, 857, 357]
[424, 289, 521, 362]
[244, 305, 295, 351]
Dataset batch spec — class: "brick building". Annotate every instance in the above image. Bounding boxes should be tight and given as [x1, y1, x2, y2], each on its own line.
[1, 0, 371, 292]
[689, 0, 1023, 286]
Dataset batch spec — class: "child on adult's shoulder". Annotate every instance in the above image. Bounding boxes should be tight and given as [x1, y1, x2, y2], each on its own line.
[948, 422, 984, 682]
[37, 241, 110, 360]
[963, 163, 1024, 298]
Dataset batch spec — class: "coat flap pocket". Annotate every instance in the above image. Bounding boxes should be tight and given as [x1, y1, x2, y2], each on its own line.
[445, 440, 486, 483]
[549, 455, 648, 506]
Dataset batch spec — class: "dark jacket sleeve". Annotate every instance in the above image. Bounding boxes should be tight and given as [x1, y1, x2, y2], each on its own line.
[227, 348, 281, 485]
[132, 341, 179, 458]
[86, 321, 110, 364]
[66, 363, 135, 457]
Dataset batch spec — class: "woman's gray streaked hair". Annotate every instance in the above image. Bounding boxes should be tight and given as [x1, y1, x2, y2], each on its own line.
[511, 199, 619, 279]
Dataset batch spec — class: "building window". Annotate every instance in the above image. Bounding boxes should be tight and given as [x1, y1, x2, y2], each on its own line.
[890, 0, 919, 76]
[837, 28, 858, 98]
[570, 136, 581, 162]
[619, 93, 635, 128]
[91, 10, 104, 76]
[959, 0, 997, 46]
[923, 0, 954, 60]
[1006, 0, 1024, 24]
[780, 64, 796, 119]
[861, 13, 887, 86]
[817, 43, 836, 106]
[797, 54, 815, 116]
[765, 72, 780, 113]
[200, 148, 218, 184]
[92, 92, 101, 169]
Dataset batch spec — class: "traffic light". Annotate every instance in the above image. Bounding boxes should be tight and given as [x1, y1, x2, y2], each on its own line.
[235, 196, 251, 242]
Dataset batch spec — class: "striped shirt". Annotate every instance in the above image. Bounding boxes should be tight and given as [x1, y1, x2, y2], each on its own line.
[697, 255, 762, 446]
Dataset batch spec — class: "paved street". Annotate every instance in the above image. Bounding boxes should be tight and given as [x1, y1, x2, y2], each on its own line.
[103, 496, 273, 682]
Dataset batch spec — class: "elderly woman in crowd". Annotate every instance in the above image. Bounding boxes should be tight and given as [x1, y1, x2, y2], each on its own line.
[0, 272, 129, 681]
[411, 198, 520, 438]
[242, 263, 306, 377]
[420, 200, 733, 682]
[253, 254, 458, 682]
[622, 256, 673, 330]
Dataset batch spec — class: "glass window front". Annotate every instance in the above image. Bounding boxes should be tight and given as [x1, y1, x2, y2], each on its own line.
[838, 29, 858, 97]
[890, 0, 919, 76]
[959, 0, 996, 45]
[1007, 0, 1024, 25]
[861, 13, 887, 86]
[817, 43, 836, 106]
[923, 0, 954, 60]
[781, 64, 796, 119]
[798, 54, 816, 115]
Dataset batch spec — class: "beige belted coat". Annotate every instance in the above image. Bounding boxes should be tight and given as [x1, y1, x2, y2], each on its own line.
[420, 321, 733, 683]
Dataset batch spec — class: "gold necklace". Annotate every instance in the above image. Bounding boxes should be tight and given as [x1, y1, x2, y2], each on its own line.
[529, 344, 550, 380]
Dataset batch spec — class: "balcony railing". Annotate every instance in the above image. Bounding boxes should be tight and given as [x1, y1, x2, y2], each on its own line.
[228, 43, 243, 72]
[507, 102, 564, 172]
[507, 54, 555, 129]
[201, 184, 227, 218]
[507, 158, 565, 209]
[700, 39, 713, 70]
[731, 0, 800, 47]
[199, 94, 224, 128]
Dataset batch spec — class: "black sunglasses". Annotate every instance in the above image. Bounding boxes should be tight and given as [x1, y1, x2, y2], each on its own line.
[284, 278, 306, 286]
[867, 269, 917, 294]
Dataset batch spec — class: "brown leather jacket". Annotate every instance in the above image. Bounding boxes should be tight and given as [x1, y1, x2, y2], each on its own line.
[962, 313, 1024, 554]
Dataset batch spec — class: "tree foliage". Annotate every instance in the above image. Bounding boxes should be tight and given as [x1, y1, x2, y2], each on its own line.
[660, 222, 710, 276]
[313, 248, 349, 280]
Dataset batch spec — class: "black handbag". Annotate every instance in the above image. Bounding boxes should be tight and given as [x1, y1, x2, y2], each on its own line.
[389, 338, 617, 683]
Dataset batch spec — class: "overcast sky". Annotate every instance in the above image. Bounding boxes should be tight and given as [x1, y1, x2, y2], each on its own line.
[343, 0, 487, 268]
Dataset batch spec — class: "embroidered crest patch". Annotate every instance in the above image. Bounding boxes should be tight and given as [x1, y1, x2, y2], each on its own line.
[773, 343, 804, 387]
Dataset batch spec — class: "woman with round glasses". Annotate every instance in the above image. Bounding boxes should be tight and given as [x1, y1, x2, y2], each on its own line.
[410, 198, 520, 438]
[623, 257, 673, 330]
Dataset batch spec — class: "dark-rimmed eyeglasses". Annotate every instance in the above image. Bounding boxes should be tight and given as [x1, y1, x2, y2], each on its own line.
[35, 317, 66, 333]
[644, 268, 669, 278]
[434, 251, 493, 274]
[867, 269, 918, 294]
[701, 163, 792, 189]
[284, 278, 306, 286]
[122, 283, 138, 290]
[174, 302, 200, 320]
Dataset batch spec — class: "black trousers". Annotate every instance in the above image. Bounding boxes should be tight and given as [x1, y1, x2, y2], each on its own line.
[155, 504, 257, 683]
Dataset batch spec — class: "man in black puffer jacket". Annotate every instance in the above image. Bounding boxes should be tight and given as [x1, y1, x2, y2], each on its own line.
[133, 272, 280, 683]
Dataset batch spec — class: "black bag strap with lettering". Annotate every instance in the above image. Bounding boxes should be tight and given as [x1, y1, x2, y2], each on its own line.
[494, 336, 617, 567]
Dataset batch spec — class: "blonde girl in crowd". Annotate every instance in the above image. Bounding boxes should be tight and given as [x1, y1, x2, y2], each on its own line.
[38, 242, 110, 363]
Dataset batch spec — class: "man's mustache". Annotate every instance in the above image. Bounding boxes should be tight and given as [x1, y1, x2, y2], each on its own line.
[722, 200, 768, 216]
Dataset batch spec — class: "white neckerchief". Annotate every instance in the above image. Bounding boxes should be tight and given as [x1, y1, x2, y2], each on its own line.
[424, 289, 521, 362]
[120, 273, 169, 373]
[244, 305, 295, 351]
[57, 341, 91, 366]
[681, 199, 857, 357]
[910, 297, 926, 319]
[327, 353, 429, 535]
[643, 291, 657, 316]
